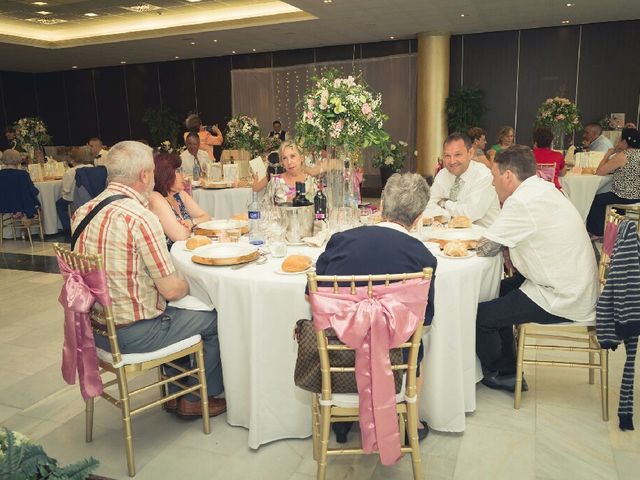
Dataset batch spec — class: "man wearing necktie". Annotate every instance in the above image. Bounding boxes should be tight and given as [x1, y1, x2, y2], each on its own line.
[88, 137, 109, 166]
[181, 132, 210, 179]
[424, 132, 500, 228]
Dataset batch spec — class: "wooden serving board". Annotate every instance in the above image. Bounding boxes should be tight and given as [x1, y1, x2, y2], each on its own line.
[202, 182, 233, 189]
[427, 238, 479, 250]
[191, 249, 259, 266]
[194, 225, 249, 237]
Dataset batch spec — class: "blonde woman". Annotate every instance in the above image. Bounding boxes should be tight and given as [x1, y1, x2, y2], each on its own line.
[488, 126, 515, 163]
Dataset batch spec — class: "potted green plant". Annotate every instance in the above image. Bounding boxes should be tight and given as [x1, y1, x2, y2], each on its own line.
[0, 428, 99, 479]
[142, 106, 181, 148]
[373, 140, 413, 188]
[445, 88, 487, 133]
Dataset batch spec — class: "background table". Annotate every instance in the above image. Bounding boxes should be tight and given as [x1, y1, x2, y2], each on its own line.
[171, 238, 501, 447]
[560, 173, 612, 221]
[2, 179, 62, 239]
[192, 187, 252, 219]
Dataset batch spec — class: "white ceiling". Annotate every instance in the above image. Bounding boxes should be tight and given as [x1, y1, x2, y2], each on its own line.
[0, 0, 639, 72]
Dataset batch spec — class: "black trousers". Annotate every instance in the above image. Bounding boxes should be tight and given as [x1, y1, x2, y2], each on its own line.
[476, 273, 568, 375]
[586, 191, 639, 236]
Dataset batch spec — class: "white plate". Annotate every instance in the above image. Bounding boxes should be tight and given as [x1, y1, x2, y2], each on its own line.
[286, 241, 307, 246]
[274, 266, 314, 275]
[192, 243, 257, 259]
[424, 224, 485, 241]
[191, 180, 201, 187]
[424, 241, 441, 250]
[198, 219, 247, 231]
[436, 251, 475, 260]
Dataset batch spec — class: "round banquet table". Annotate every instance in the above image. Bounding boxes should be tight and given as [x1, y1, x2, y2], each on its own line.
[170, 238, 502, 448]
[3, 179, 62, 239]
[191, 187, 253, 219]
[560, 173, 613, 222]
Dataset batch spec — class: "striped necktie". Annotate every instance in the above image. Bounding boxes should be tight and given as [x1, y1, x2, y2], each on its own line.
[449, 176, 463, 201]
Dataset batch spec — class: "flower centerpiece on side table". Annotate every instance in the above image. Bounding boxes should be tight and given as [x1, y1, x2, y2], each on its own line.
[295, 69, 389, 210]
[13, 117, 52, 160]
[534, 96, 581, 151]
[225, 115, 264, 158]
[373, 140, 414, 188]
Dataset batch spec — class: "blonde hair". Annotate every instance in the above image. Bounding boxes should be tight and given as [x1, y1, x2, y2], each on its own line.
[497, 126, 515, 145]
[278, 140, 303, 159]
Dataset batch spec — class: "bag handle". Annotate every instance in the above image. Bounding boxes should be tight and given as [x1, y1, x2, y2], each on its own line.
[71, 194, 127, 251]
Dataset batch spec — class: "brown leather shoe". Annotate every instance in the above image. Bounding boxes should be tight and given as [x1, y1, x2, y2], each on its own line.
[162, 398, 178, 412]
[177, 397, 227, 417]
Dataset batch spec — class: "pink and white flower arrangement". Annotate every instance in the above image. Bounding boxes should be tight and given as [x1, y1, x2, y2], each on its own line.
[535, 96, 581, 133]
[295, 69, 389, 153]
[373, 140, 412, 172]
[225, 115, 264, 156]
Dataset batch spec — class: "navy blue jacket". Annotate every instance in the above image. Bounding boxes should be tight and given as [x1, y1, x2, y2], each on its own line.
[0, 168, 40, 218]
[313, 225, 437, 325]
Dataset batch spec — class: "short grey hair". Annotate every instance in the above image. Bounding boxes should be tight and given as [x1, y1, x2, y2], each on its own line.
[2, 149, 22, 165]
[105, 141, 154, 185]
[381, 172, 430, 227]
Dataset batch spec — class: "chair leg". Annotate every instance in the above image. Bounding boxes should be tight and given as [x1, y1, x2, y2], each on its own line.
[311, 396, 320, 461]
[399, 412, 406, 447]
[194, 345, 211, 435]
[38, 215, 44, 242]
[514, 325, 526, 410]
[588, 333, 596, 385]
[157, 367, 166, 400]
[85, 398, 94, 443]
[600, 349, 609, 422]
[316, 405, 331, 480]
[405, 400, 423, 480]
[115, 370, 136, 477]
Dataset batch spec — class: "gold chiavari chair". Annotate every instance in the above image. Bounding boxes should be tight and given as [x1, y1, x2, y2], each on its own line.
[0, 206, 44, 249]
[53, 244, 210, 477]
[513, 206, 638, 420]
[307, 268, 433, 480]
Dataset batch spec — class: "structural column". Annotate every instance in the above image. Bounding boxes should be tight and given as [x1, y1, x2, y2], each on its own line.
[416, 32, 450, 177]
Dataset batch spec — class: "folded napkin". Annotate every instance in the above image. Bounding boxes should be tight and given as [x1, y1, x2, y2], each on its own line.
[302, 221, 329, 247]
[168, 295, 214, 312]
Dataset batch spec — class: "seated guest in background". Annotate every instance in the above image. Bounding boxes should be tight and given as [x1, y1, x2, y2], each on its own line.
[582, 123, 613, 152]
[586, 128, 640, 236]
[73, 141, 225, 417]
[181, 132, 210, 179]
[56, 148, 94, 234]
[476, 145, 598, 391]
[269, 120, 286, 141]
[184, 114, 223, 161]
[532, 127, 565, 190]
[468, 127, 490, 168]
[487, 126, 515, 162]
[149, 152, 211, 250]
[3, 127, 17, 150]
[0, 149, 40, 221]
[252, 141, 316, 204]
[424, 132, 500, 227]
[315, 172, 437, 443]
[88, 137, 108, 166]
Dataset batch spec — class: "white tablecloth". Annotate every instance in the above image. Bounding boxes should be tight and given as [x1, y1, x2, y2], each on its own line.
[192, 187, 253, 219]
[560, 174, 613, 221]
[171, 238, 502, 447]
[3, 179, 62, 239]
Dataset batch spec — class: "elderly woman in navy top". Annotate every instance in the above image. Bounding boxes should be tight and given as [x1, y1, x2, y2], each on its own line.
[314, 172, 437, 443]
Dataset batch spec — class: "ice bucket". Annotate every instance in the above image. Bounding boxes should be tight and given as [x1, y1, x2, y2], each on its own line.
[278, 204, 314, 243]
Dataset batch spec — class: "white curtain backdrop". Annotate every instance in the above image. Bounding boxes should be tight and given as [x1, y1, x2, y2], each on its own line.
[231, 54, 417, 176]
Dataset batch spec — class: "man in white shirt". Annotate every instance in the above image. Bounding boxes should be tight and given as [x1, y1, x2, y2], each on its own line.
[476, 145, 599, 391]
[582, 123, 613, 152]
[88, 137, 109, 166]
[424, 133, 499, 227]
[181, 132, 210, 179]
[56, 148, 93, 233]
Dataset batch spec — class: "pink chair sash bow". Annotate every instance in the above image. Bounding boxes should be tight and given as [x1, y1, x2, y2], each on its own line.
[57, 257, 110, 400]
[309, 278, 431, 465]
[603, 221, 619, 256]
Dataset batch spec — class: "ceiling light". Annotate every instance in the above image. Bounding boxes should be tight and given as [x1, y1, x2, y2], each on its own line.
[252, 48, 256, 52]
[562, 19, 570, 24]
[566, 3, 575, 6]
[213, 39, 218, 43]
[323, 0, 333, 3]
[25, 17, 67, 24]
[72, 65, 78, 69]
[175, 56, 180, 59]
[389, 36, 395, 39]
[186, 0, 202, 2]
[190, 41, 196, 45]
[120, 61, 127, 64]
[232, 50, 236, 54]
[36, 10, 52, 15]
[32, 1, 48, 5]
[121, 4, 161, 13]
[460, 14, 466, 17]
[84, 13, 98, 17]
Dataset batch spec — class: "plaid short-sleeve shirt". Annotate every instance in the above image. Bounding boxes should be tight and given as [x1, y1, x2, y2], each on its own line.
[71, 182, 175, 325]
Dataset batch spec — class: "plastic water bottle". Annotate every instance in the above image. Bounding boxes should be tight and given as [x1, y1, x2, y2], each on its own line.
[248, 192, 263, 245]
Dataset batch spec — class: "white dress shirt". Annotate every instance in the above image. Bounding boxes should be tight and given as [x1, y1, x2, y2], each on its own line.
[180, 149, 210, 178]
[61, 164, 92, 202]
[424, 160, 500, 227]
[93, 149, 109, 166]
[483, 175, 599, 322]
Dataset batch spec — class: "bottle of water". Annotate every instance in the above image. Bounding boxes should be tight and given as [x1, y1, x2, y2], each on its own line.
[248, 192, 263, 245]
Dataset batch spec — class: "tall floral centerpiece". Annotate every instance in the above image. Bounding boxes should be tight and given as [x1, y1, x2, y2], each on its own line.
[296, 69, 389, 209]
[373, 140, 412, 188]
[225, 115, 264, 157]
[13, 117, 51, 159]
[534, 97, 581, 151]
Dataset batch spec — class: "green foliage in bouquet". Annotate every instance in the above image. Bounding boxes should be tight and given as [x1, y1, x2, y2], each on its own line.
[372, 140, 412, 173]
[534, 97, 582, 134]
[225, 115, 264, 156]
[13, 117, 52, 149]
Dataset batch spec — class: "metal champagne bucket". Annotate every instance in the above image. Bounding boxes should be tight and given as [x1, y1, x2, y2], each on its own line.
[278, 204, 314, 243]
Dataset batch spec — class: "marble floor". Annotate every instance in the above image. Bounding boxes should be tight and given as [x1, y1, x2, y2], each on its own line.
[1, 238, 639, 480]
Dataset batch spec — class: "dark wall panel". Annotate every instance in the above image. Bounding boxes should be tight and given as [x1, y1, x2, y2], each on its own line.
[517, 26, 580, 142]
[463, 30, 519, 144]
[273, 48, 315, 67]
[0, 74, 7, 141]
[231, 52, 272, 70]
[93, 66, 130, 146]
[194, 56, 232, 128]
[36, 72, 70, 145]
[316, 44, 356, 63]
[64, 69, 98, 145]
[449, 35, 463, 94]
[125, 63, 160, 142]
[2, 71, 37, 123]
[158, 60, 197, 121]
[578, 21, 640, 127]
[362, 39, 411, 58]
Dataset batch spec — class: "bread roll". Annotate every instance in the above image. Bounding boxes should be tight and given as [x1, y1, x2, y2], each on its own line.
[449, 216, 472, 229]
[581, 167, 596, 175]
[186, 235, 212, 251]
[282, 255, 312, 273]
[423, 216, 433, 226]
[443, 241, 468, 257]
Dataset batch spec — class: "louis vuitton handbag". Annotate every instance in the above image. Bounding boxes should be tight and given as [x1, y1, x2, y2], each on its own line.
[293, 319, 404, 394]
